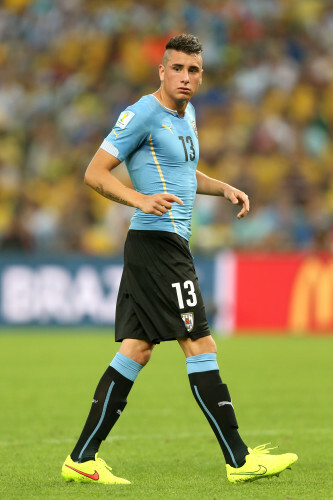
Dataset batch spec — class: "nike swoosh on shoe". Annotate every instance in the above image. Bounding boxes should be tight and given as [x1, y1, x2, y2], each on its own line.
[65, 464, 99, 480]
[230, 465, 267, 476]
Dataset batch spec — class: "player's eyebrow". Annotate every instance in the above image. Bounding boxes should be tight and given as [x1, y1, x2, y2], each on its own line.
[172, 63, 200, 71]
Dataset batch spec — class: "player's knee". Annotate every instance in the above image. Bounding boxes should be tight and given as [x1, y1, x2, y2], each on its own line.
[119, 339, 154, 366]
[178, 334, 217, 357]
[196, 335, 217, 355]
[136, 347, 153, 366]
[207, 335, 217, 352]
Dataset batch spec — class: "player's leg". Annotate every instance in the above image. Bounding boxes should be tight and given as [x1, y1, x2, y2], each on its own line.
[178, 335, 298, 483]
[178, 335, 248, 468]
[70, 338, 153, 462]
[62, 339, 154, 484]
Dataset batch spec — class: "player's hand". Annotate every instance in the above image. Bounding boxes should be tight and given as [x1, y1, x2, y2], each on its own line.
[138, 193, 183, 216]
[223, 186, 250, 219]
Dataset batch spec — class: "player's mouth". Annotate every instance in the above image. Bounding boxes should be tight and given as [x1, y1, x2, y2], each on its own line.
[178, 87, 191, 94]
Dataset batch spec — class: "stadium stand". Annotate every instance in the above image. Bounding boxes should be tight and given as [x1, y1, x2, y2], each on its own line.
[0, 0, 332, 255]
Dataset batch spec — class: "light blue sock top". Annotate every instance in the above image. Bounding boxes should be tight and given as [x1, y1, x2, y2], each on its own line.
[186, 353, 218, 375]
[110, 352, 143, 382]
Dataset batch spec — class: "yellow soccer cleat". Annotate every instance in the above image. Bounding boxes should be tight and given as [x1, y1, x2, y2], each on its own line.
[226, 444, 298, 484]
[61, 453, 131, 485]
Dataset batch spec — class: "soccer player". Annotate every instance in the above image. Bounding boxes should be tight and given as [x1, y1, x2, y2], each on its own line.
[62, 34, 298, 485]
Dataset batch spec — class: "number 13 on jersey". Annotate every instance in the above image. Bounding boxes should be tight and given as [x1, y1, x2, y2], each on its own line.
[172, 281, 197, 309]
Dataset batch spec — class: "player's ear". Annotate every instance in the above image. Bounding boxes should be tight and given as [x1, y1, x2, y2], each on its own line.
[199, 69, 203, 85]
[159, 64, 165, 83]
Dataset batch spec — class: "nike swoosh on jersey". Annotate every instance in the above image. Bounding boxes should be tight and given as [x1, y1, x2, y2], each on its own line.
[65, 464, 99, 480]
[230, 465, 267, 476]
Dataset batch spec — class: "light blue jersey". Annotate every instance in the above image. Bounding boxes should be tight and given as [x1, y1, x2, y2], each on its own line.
[100, 94, 199, 241]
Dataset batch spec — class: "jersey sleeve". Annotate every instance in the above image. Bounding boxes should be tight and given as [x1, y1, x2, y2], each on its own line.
[100, 100, 150, 162]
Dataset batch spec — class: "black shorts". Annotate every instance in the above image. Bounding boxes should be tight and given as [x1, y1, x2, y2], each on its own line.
[115, 230, 211, 344]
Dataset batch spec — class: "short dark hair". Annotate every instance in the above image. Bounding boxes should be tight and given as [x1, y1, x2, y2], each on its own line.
[165, 34, 203, 55]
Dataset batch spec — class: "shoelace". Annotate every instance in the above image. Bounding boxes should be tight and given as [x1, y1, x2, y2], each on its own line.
[249, 443, 278, 455]
[95, 454, 113, 471]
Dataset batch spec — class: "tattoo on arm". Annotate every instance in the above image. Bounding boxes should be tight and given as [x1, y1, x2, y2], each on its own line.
[95, 184, 133, 207]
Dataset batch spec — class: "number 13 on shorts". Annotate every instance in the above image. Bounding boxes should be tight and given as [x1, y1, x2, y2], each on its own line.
[172, 281, 198, 309]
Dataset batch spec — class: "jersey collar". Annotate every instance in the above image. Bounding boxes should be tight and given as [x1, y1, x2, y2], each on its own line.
[151, 93, 179, 116]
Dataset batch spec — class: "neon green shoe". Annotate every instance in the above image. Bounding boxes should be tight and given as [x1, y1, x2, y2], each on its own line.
[61, 453, 131, 485]
[226, 444, 298, 484]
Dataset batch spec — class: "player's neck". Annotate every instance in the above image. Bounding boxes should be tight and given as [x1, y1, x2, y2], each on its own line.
[153, 89, 187, 117]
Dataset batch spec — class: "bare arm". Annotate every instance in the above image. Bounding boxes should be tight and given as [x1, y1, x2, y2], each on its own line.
[196, 170, 250, 219]
[84, 148, 183, 216]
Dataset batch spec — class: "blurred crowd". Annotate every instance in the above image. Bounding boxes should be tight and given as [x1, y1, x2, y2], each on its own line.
[1, 0, 333, 255]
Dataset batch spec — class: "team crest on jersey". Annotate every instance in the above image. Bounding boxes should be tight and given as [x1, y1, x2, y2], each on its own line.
[181, 312, 194, 332]
[191, 120, 198, 138]
[116, 110, 135, 129]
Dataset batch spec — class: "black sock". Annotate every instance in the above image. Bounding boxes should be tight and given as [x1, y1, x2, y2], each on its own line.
[188, 370, 248, 467]
[71, 366, 133, 463]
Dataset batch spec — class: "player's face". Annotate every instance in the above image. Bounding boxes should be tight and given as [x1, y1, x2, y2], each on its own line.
[159, 50, 203, 105]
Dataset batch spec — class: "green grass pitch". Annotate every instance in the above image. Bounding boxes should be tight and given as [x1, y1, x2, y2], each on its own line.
[0, 330, 332, 499]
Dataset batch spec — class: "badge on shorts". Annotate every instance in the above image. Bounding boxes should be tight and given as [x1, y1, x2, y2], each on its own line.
[116, 110, 135, 129]
[181, 312, 194, 332]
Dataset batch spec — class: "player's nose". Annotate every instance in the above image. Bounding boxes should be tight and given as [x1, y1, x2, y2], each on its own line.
[181, 70, 190, 83]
